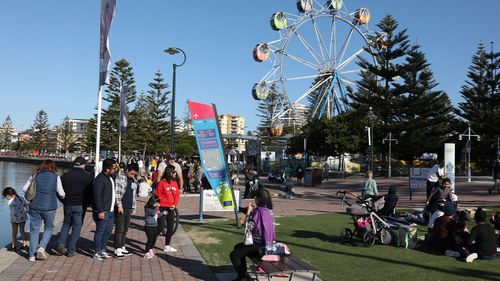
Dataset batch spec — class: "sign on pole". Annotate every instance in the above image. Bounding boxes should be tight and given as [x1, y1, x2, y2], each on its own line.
[188, 100, 236, 209]
[444, 143, 456, 193]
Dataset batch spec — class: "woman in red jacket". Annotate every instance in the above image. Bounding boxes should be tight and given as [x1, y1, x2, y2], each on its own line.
[156, 165, 180, 252]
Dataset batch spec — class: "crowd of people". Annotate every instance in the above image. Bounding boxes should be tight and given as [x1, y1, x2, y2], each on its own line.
[2, 152, 186, 262]
[423, 161, 498, 262]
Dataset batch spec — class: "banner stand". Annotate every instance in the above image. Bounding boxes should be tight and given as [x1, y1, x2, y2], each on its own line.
[199, 186, 204, 223]
[213, 104, 240, 229]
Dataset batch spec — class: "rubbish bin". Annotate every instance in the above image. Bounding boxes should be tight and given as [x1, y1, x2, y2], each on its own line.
[304, 167, 322, 187]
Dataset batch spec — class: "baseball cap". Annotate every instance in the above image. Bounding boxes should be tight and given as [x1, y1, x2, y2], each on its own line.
[74, 156, 87, 166]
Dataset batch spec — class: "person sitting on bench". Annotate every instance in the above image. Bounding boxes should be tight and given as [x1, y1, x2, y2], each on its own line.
[230, 189, 276, 281]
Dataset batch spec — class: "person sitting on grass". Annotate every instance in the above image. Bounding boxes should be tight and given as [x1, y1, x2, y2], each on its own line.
[490, 211, 500, 246]
[461, 207, 497, 262]
[430, 201, 456, 254]
[230, 188, 276, 281]
[377, 186, 398, 217]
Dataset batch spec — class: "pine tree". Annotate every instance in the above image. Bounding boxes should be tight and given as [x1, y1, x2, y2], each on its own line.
[100, 59, 137, 152]
[59, 116, 75, 153]
[349, 15, 411, 162]
[395, 44, 455, 163]
[1, 115, 14, 150]
[31, 110, 50, 152]
[143, 71, 170, 154]
[457, 43, 500, 167]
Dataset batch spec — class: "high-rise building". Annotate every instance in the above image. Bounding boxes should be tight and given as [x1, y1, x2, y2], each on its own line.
[218, 114, 245, 135]
[56, 118, 89, 153]
[283, 103, 308, 128]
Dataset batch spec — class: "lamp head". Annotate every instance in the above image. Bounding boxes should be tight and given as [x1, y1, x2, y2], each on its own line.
[164, 47, 179, 55]
[458, 135, 462, 141]
[478, 136, 481, 141]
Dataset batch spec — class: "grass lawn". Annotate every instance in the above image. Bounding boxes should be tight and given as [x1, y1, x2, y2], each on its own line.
[183, 212, 500, 281]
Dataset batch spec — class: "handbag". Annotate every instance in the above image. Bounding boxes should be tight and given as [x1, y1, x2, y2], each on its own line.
[243, 218, 255, 245]
[25, 173, 37, 202]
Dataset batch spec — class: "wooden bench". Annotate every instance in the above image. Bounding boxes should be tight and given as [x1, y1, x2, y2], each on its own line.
[250, 254, 320, 280]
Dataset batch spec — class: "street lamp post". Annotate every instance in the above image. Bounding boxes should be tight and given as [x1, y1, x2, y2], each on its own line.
[164, 47, 187, 151]
[382, 132, 398, 177]
[458, 124, 480, 182]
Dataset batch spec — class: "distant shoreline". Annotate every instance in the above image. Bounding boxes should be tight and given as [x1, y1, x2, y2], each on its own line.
[0, 156, 73, 169]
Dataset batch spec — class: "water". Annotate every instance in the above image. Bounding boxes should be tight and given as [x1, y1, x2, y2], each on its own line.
[0, 161, 66, 246]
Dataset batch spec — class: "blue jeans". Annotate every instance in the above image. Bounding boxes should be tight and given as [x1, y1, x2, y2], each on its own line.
[58, 205, 84, 255]
[93, 211, 114, 253]
[28, 209, 56, 258]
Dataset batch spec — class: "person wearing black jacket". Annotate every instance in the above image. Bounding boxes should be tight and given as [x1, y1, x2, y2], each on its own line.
[55, 157, 93, 257]
[92, 158, 116, 261]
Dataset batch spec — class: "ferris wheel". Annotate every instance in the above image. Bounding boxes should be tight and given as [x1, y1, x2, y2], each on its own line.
[252, 0, 378, 136]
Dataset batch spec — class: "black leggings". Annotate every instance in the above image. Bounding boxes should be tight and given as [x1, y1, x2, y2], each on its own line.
[158, 207, 176, 246]
[229, 243, 262, 280]
[144, 226, 159, 252]
[11, 222, 26, 246]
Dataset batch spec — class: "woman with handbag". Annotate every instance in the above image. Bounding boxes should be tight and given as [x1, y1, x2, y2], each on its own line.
[230, 188, 276, 281]
[23, 159, 65, 262]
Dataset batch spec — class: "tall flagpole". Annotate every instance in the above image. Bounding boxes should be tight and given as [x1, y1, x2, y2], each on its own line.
[118, 81, 122, 164]
[95, 86, 103, 177]
[96, 0, 116, 177]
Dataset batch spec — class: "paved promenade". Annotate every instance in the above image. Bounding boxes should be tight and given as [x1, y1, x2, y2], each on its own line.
[0, 175, 498, 281]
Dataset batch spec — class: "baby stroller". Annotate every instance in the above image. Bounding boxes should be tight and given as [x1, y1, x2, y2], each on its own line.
[336, 191, 392, 247]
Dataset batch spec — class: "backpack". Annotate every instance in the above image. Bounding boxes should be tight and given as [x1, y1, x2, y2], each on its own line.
[397, 226, 417, 249]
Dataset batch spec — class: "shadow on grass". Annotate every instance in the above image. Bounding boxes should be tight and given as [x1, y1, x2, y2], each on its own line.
[285, 237, 500, 281]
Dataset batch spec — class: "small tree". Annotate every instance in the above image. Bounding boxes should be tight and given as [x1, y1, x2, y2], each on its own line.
[31, 110, 50, 152]
[0, 115, 14, 150]
[59, 116, 75, 153]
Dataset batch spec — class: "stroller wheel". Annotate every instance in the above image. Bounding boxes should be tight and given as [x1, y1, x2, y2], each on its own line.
[363, 230, 376, 247]
[340, 228, 353, 243]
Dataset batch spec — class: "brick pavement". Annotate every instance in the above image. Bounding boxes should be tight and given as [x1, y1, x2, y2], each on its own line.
[0, 197, 216, 281]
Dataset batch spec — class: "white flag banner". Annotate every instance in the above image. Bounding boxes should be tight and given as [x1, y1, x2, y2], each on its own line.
[119, 84, 128, 133]
[99, 0, 116, 86]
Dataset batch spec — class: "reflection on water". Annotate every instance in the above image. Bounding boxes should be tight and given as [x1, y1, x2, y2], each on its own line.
[0, 161, 66, 247]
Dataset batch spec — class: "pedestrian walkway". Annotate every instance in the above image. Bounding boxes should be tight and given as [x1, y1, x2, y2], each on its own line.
[0, 198, 216, 281]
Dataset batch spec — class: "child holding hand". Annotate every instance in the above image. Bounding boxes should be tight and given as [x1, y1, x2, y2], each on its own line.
[144, 194, 160, 259]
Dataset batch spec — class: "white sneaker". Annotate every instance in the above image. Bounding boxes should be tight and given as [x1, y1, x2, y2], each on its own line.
[101, 251, 111, 259]
[93, 253, 104, 261]
[466, 253, 478, 263]
[164, 245, 177, 253]
[114, 248, 125, 258]
[445, 250, 460, 257]
[28, 256, 36, 262]
[36, 247, 47, 260]
[121, 246, 129, 254]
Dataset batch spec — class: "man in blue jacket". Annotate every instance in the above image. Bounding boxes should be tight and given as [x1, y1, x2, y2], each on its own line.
[92, 158, 116, 260]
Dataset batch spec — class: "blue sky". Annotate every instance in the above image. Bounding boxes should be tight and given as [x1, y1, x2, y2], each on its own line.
[1, 0, 499, 132]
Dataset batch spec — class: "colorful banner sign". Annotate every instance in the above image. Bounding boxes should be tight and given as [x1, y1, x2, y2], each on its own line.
[188, 100, 235, 209]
